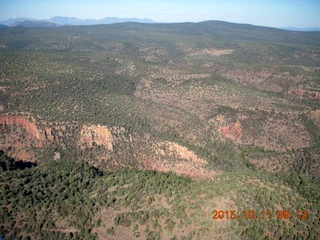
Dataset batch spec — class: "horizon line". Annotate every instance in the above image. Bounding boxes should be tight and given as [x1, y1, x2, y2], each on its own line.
[1, 16, 320, 30]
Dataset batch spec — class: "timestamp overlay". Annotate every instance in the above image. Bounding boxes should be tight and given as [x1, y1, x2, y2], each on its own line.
[212, 209, 309, 221]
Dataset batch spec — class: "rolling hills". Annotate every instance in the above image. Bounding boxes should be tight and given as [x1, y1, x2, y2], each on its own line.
[0, 21, 319, 239]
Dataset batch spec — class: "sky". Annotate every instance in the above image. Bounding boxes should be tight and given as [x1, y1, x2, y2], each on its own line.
[0, 0, 320, 28]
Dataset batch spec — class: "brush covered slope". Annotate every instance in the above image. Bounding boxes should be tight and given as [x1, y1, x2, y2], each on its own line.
[0, 21, 319, 239]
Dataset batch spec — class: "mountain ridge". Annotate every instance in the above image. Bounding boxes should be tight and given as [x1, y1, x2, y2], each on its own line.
[11, 20, 59, 28]
[0, 16, 155, 27]
[1, 17, 320, 32]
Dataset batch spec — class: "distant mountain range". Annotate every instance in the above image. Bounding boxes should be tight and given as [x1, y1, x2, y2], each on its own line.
[9, 20, 59, 28]
[0, 17, 319, 32]
[279, 27, 320, 32]
[0, 16, 155, 27]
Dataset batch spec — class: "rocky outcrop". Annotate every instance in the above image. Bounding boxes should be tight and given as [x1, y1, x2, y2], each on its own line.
[139, 141, 219, 180]
[0, 113, 75, 161]
[78, 125, 114, 151]
[310, 110, 320, 127]
[0, 113, 217, 179]
[0, 115, 44, 143]
[0, 114, 43, 161]
[0, 114, 116, 162]
[310, 110, 320, 118]
[220, 123, 242, 141]
[157, 141, 206, 165]
[0, 114, 115, 162]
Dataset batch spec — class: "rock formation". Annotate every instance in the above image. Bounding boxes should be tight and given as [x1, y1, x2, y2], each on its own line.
[78, 124, 114, 151]
[220, 122, 242, 141]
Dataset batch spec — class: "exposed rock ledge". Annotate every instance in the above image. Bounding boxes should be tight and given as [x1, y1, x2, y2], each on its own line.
[139, 141, 219, 180]
[0, 114, 43, 161]
[0, 115, 44, 143]
[0, 113, 217, 179]
[78, 124, 114, 151]
[220, 122, 242, 141]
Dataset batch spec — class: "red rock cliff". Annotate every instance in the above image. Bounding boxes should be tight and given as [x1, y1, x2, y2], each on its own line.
[78, 124, 114, 151]
[0, 114, 44, 161]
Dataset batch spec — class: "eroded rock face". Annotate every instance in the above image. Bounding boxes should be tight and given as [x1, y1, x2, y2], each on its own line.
[0, 114, 116, 162]
[157, 141, 206, 165]
[218, 116, 312, 152]
[220, 123, 242, 141]
[0, 113, 76, 161]
[139, 141, 219, 180]
[0, 114, 43, 161]
[0, 115, 44, 143]
[310, 110, 320, 127]
[310, 110, 320, 118]
[0, 113, 217, 179]
[78, 125, 114, 151]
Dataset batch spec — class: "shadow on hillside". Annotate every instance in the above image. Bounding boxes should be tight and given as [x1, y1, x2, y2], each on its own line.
[0, 150, 37, 171]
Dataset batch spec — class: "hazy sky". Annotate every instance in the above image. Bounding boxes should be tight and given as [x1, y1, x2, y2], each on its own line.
[1, 0, 319, 27]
